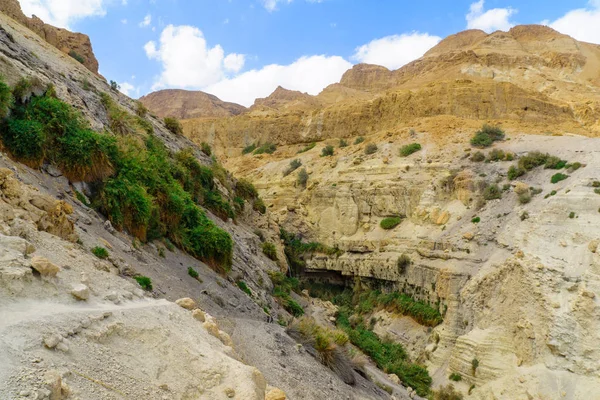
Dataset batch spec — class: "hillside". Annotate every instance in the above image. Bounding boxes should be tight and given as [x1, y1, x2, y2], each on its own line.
[139, 89, 247, 119]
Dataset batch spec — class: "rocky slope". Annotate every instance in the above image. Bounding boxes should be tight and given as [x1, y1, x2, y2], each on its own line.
[0, 9, 395, 400]
[0, 0, 100, 74]
[140, 89, 247, 119]
[169, 24, 600, 400]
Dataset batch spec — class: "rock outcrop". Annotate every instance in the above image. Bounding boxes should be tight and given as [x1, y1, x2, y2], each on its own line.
[0, 0, 100, 74]
[139, 89, 247, 119]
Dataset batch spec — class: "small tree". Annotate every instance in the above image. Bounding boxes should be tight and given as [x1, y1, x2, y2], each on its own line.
[109, 80, 120, 92]
[321, 145, 334, 157]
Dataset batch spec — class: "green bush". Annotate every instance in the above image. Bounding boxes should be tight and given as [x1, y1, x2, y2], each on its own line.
[470, 124, 505, 148]
[237, 280, 252, 296]
[399, 143, 422, 157]
[364, 143, 378, 155]
[483, 184, 502, 200]
[3, 119, 46, 167]
[321, 145, 334, 157]
[100, 93, 136, 135]
[236, 179, 259, 200]
[567, 162, 582, 172]
[449, 373, 462, 382]
[262, 242, 278, 260]
[487, 148, 506, 162]
[339, 139, 348, 148]
[551, 173, 568, 184]
[354, 136, 365, 145]
[135, 276, 153, 291]
[0, 77, 13, 118]
[188, 266, 199, 279]
[507, 165, 525, 180]
[569, 211, 576, 219]
[297, 168, 309, 187]
[472, 216, 481, 223]
[135, 101, 148, 117]
[433, 384, 463, 400]
[202, 190, 235, 221]
[544, 156, 566, 169]
[253, 198, 266, 214]
[380, 216, 402, 230]
[242, 143, 257, 154]
[518, 191, 532, 204]
[472, 358, 479, 375]
[92, 246, 109, 259]
[518, 151, 548, 171]
[254, 142, 277, 155]
[68, 50, 85, 64]
[470, 151, 485, 162]
[283, 159, 302, 177]
[297, 142, 316, 153]
[163, 117, 183, 135]
[200, 142, 212, 156]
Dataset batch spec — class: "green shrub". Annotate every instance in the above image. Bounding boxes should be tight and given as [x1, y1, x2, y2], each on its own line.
[92, 246, 109, 259]
[399, 143, 422, 157]
[487, 148, 506, 162]
[354, 136, 365, 145]
[297, 168, 309, 187]
[544, 156, 566, 169]
[233, 196, 244, 213]
[100, 93, 136, 135]
[321, 145, 334, 157]
[470, 124, 505, 148]
[237, 280, 252, 296]
[339, 139, 348, 148]
[298, 142, 316, 153]
[254, 142, 277, 155]
[236, 179, 258, 200]
[3, 119, 46, 166]
[471, 358, 479, 375]
[135, 101, 148, 117]
[68, 50, 85, 64]
[188, 266, 199, 279]
[471, 217, 480, 223]
[567, 162, 582, 172]
[551, 173, 568, 184]
[470, 151, 485, 162]
[449, 373, 462, 382]
[135, 276, 153, 291]
[433, 384, 463, 400]
[507, 165, 525, 180]
[262, 242, 278, 260]
[569, 211, 575, 219]
[164, 117, 183, 135]
[518, 192, 532, 204]
[283, 159, 302, 176]
[380, 216, 402, 230]
[202, 190, 235, 221]
[200, 142, 212, 156]
[253, 198, 266, 214]
[110, 80, 120, 91]
[364, 143, 378, 155]
[242, 143, 257, 154]
[483, 184, 502, 200]
[0, 77, 13, 118]
[520, 211, 529, 221]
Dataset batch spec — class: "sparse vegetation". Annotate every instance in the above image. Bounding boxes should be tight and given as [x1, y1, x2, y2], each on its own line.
[482, 184, 502, 200]
[68, 50, 85, 64]
[109, 80, 120, 91]
[507, 165, 525, 181]
[298, 142, 316, 153]
[470, 151, 485, 162]
[472, 216, 481, 223]
[518, 191, 532, 204]
[520, 211, 529, 221]
[569, 211, 576, 219]
[242, 143, 257, 154]
[380, 216, 403, 230]
[135, 276, 153, 291]
[364, 143, 378, 155]
[339, 139, 348, 148]
[567, 162, 582, 172]
[237, 280, 252, 296]
[551, 173, 569, 184]
[471, 358, 479, 375]
[92, 246, 109, 259]
[486, 148, 506, 162]
[449, 372, 462, 382]
[321, 145, 334, 157]
[254, 142, 277, 155]
[262, 242, 278, 260]
[470, 124, 505, 148]
[279, 229, 342, 274]
[236, 179, 259, 200]
[283, 159, 302, 176]
[135, 101, 148, 117]
[399, 143, 422, 157]
[397, 254, 411, 274]
[0, 77, 12, 118]
[200, 142, 212, 156]
[297, 168, 309, 188]
[253, 198, 267, 214]
[354, 136, 365, 145]
[188, 267, 199, 279]
[544, 155, 567, 169]
[433, 384, 464, 400]
[163, 117, 183, 135]
[269, 271, 304, 317]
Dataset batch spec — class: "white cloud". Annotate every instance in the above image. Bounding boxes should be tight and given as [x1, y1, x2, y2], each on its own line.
[260, 0, 323, 12]
[139, 13, 151, 27]
[352, 33, 441, 70]
[119, 82, 136, 97]
[466, 0, 516, 32]
[19, 0, 108, 29]
[145, 25, 245, 90]
[205, 55, 351, 106]
[544, 2, 600, 44]
[121, 18, 127, 24]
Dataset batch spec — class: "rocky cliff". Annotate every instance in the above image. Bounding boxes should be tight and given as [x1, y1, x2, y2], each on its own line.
[140, 89, 248, 119]
[0, 0, 100, 74]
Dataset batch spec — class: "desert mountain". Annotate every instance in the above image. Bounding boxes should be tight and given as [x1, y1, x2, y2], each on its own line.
[0, 0, 100, 74]
[139, 88, 247, 119]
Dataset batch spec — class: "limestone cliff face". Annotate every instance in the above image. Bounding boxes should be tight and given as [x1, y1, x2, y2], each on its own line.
[0, 0, 100, 74]
[139, 89, 247, 119]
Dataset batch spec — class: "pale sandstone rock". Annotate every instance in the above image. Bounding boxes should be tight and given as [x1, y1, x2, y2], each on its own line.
[463, 232, 474, 241]
[192, 309, 206, 322]
[204, 320, 220, 338]
[31, 256, 60, 277]
[175, 297, 197, 310]
[70, 284, 90, 301]
[218, 330, 234, 347]
[265, 386, 287, 400]
[588, 239, 599, 253]
[387, 373, 400, 385]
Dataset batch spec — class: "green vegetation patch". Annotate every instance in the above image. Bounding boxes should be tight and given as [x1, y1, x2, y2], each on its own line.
[297, 142, 316, 153]
[470, 124, 505, 148]
[380, 216, 403, 230]
[135, 276, 153, 291]
[551, 173, 569, 184]
[262, 242, 278, 260]
[91, 246, 109, 259]
[399, 143, 422, 157]
[254, 142, 277, 155]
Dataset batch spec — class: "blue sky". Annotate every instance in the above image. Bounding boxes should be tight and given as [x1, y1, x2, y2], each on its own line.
[17, 0, 600, 105]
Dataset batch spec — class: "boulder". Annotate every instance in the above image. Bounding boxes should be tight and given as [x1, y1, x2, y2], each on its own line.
[71, 284, 90, 301]
[192, 309, 206, 322]
[31, 256, 60, 277]
[176, 297, 197, 310]
[265, 387, 287, 400]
